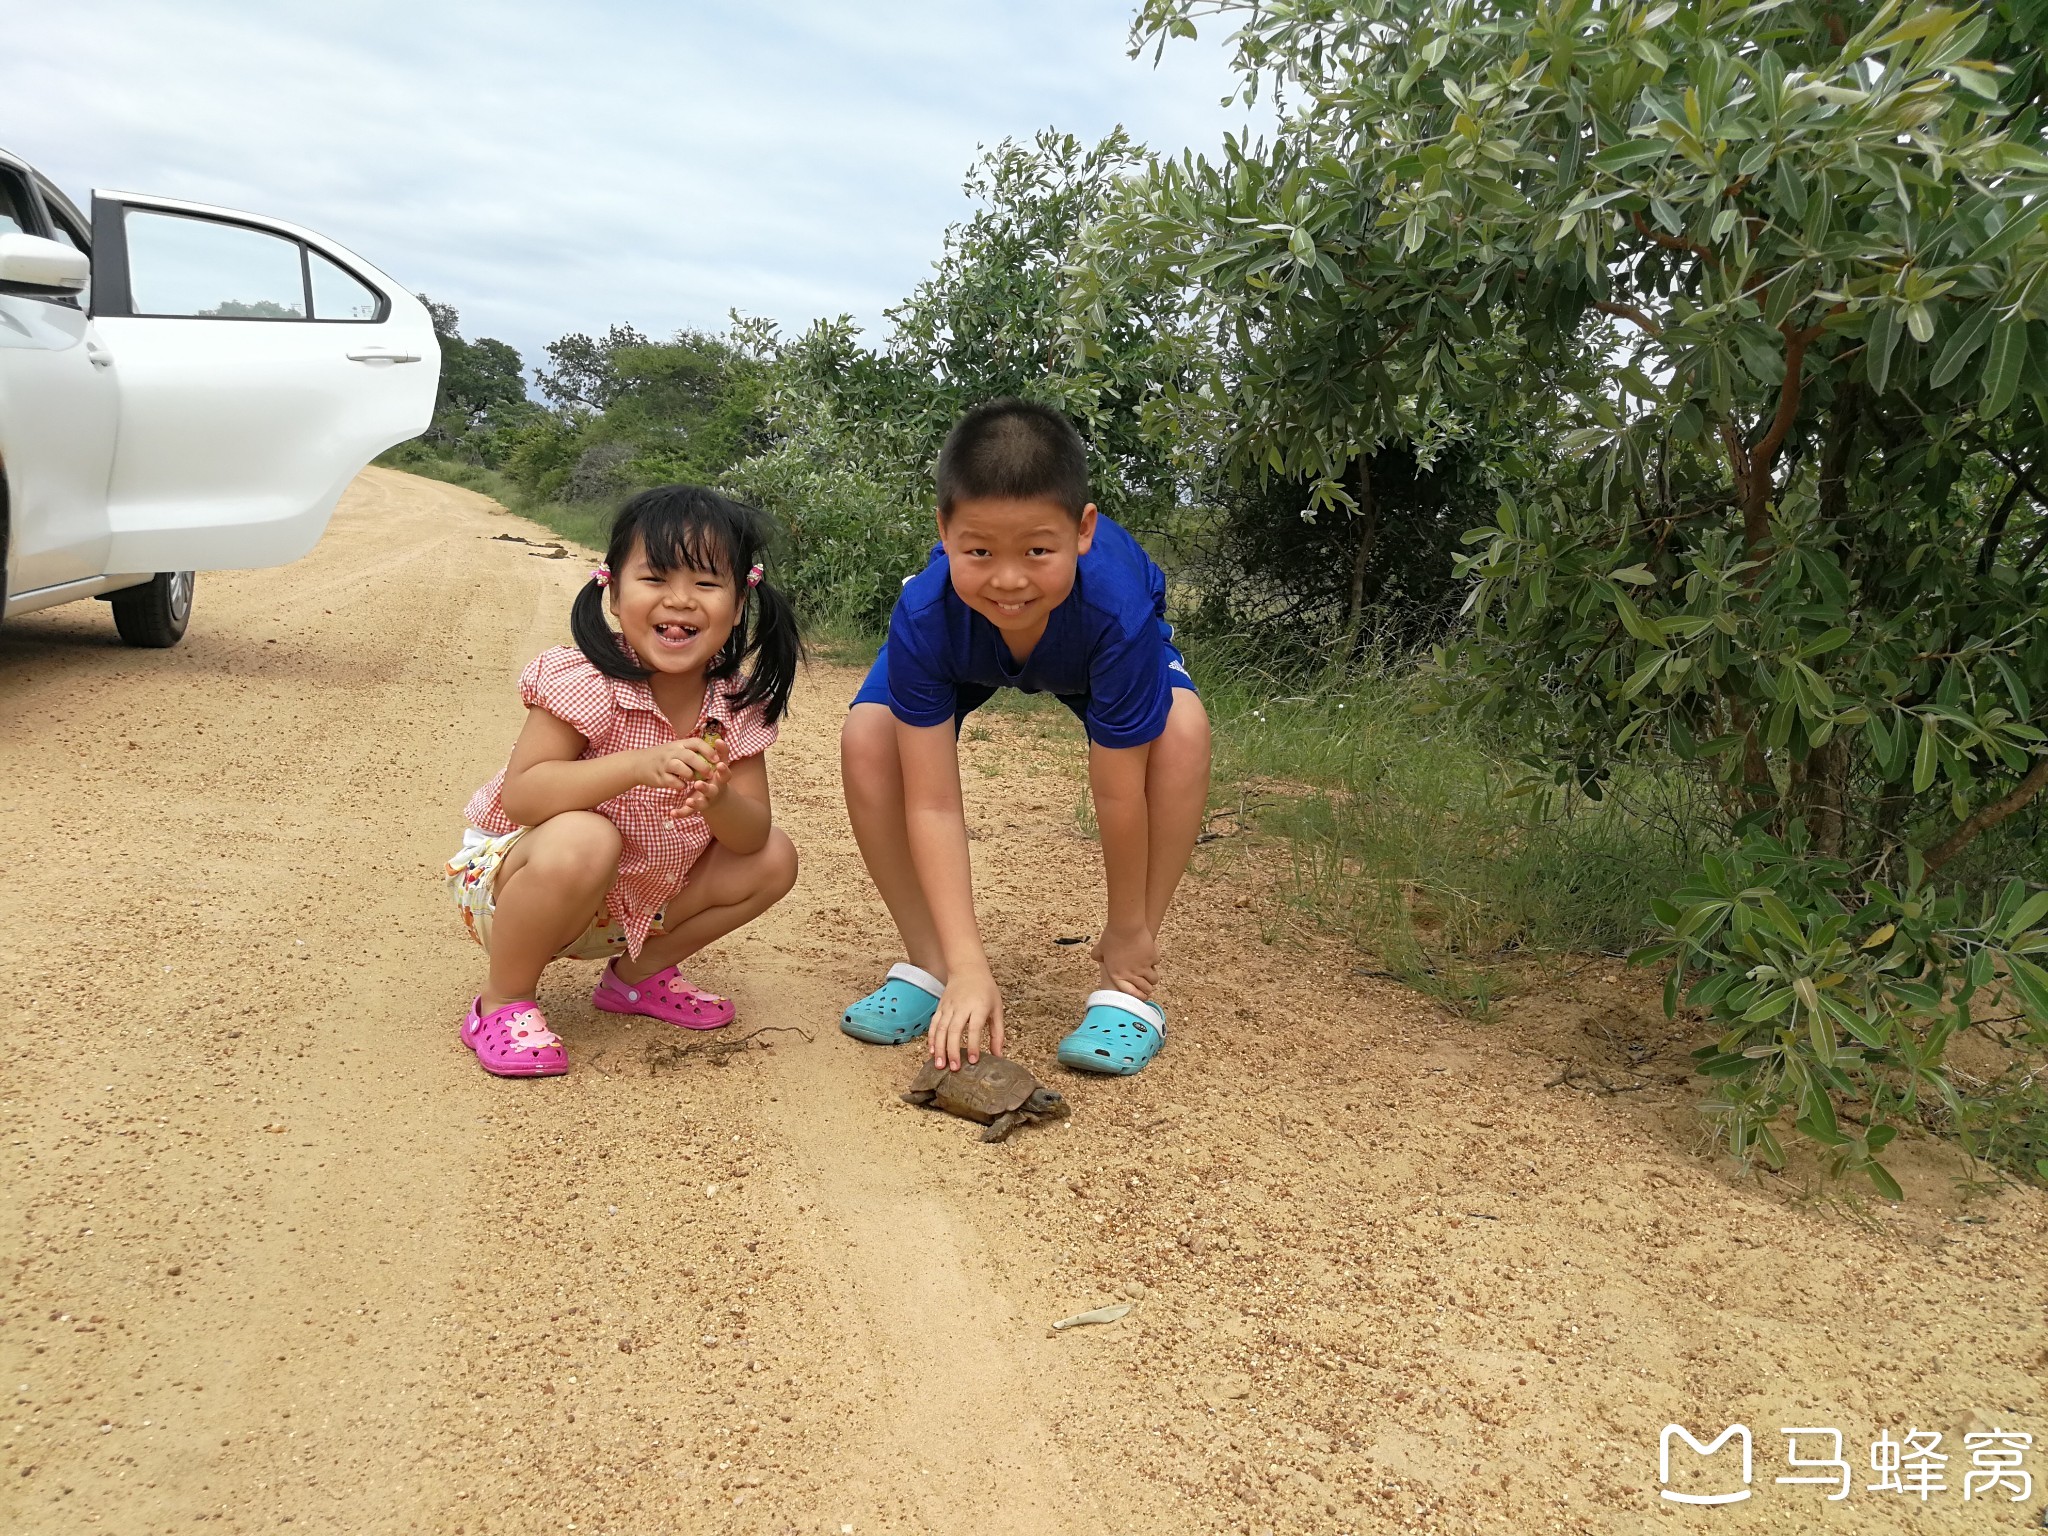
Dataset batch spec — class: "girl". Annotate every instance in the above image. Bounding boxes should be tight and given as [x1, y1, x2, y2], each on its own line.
[445, 485, 801, 1077]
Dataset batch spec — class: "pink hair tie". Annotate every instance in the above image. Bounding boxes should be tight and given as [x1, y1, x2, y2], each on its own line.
[745, 562, 764, 588]
[591, 566, 611, 588]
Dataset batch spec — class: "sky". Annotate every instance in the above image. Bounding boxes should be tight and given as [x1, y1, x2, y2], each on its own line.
[11, 1, 1256, 367]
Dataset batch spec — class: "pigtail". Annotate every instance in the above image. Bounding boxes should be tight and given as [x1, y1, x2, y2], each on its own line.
[571, 566, 648, 681]
[729, 573, 802, 724]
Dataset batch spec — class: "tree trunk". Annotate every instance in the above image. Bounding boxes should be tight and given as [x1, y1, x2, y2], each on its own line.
[1871, 788, 1912, 882]
[1805, 737, 1848, 858]
[1726, 699, 1774, 812]
[1727, 315, 1826, 561]
[1818, 382, 1860, 526]
[1721, 326, 1826, 812]
[1925, 756, 2048, 874]
[1340, 454, 1379, 661]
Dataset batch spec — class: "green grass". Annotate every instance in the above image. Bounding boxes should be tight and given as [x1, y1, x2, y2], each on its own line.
[798, 616, 882, 670]
[1189, 642, 1716, 1013]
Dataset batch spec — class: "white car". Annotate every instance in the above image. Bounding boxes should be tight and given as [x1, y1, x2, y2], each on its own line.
[0, 146, 438, 645]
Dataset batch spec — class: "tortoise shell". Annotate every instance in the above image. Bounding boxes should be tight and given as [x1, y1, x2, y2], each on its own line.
[904, 1056, 1040, 1121]
[901, 1057, 1069, 1141]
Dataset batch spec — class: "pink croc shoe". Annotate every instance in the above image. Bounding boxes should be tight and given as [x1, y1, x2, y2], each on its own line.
[461, 997, 568, 1077]
[591, 962, 735, 1030]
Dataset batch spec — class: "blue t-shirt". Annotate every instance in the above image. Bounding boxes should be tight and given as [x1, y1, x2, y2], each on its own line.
[883, 515, 1179, 749]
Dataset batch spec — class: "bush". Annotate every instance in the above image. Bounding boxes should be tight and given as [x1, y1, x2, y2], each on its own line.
[727, 401, 935, 632]
[1639, 830, 2048, 1198]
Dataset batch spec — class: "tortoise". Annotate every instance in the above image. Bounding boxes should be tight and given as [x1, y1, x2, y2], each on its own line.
[901, 1056, 1071, 1142]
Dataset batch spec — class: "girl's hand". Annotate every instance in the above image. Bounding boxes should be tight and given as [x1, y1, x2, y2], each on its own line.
[630, 745, 704, 794]
[638, 741, 729, 794]
[672, 735, 731, 818]
[929, 965, 1004, 1070]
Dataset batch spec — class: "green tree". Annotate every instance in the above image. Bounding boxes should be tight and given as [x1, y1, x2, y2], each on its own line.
[889, 128, 1196, 532]
[1115, 0, 2048, 1191]
[793, 131, 1196, 519]
[733, 130, 1208, 627]
[534, 324, 651, 414]
[417, 297, 534, 454]
[598, 330, 773, 480]
[1071, 47, 1595, 655]
[500, 324, 774, 504]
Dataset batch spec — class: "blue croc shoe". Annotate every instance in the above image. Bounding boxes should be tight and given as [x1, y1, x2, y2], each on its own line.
[841, 962, 944, 1045]
[1057, 989, 1167, 1075]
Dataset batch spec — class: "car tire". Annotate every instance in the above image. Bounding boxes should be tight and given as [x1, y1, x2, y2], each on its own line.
[111, 571, 195, 648]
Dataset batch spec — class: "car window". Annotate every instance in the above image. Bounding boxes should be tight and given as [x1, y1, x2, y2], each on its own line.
[42, 201, 90, 307]
[124, 209, 306, 319]
[309, 249, 382, 321]
[45, 203, 88, 254]
[0, 167, 35, 236]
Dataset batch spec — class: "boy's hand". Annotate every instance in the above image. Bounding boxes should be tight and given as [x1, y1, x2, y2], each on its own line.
[929, 966, 1005, 1070]
[1091, 925, 1159, 1000]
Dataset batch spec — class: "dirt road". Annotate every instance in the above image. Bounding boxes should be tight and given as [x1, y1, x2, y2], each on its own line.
[4, 468, 2045, 1534]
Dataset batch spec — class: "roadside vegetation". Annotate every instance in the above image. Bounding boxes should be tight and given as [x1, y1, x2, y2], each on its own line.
[386, 0, 2048, 1199]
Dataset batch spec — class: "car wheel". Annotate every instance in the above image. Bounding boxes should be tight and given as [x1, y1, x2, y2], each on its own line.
[111, 571, 195, 648]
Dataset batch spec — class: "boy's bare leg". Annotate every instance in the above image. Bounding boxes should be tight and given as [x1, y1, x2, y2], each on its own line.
[840, 702, 948, 978]
[1086, 689, 1213, 999]
[484, 811, 622, 1011]
[1143, 689, 1213, 932]
[614, 829, 800, 982]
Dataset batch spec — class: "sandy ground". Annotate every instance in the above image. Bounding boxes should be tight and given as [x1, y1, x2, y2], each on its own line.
[3, 467, 2045, 1535]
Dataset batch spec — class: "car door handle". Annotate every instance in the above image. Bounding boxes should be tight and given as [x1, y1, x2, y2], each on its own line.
[86, 341, 113, 368]
[346, 348, 421, 364]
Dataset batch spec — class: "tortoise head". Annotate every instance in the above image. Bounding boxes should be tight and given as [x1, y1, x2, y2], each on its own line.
[1024, 1087, 1069, 1117]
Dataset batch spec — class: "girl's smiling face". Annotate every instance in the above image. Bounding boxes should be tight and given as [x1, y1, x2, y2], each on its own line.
[608, 536, 741, 675]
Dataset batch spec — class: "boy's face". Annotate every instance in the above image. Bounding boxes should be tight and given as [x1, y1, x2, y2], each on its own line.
[939, 496, 1097, 642]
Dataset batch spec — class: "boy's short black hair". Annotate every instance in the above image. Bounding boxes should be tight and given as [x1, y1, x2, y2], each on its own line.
[935, 398, 1091, 520]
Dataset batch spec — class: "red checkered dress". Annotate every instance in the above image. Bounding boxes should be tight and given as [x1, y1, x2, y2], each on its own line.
[464, 646, 779, 956]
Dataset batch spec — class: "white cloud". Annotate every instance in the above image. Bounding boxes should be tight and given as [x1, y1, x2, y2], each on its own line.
[9, 0, 1256, 365]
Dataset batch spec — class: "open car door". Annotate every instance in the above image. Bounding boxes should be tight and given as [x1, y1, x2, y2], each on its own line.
[87, 192, 438, 573]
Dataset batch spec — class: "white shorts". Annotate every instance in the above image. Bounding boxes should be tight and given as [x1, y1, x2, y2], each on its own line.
[443, 826, 665, 960]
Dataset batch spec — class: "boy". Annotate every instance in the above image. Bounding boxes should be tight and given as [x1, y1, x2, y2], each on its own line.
[839, 398, 1211, 1076]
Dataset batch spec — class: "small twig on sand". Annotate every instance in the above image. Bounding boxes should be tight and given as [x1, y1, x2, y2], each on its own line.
[644, 1024, 813, 1074]
[1197, 794, 1281, 842]
[489, 533, 572, 559]
[1545, 1057, 1654, 1095]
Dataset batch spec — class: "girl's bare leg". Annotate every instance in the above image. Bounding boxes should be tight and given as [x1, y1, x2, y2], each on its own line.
[614, 828, 799, 982]
[840, 702, 947, 978]
[484, 811, 621, 1011]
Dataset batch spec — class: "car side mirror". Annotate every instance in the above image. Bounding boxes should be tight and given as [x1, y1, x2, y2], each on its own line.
[0, 232, 90, 295]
